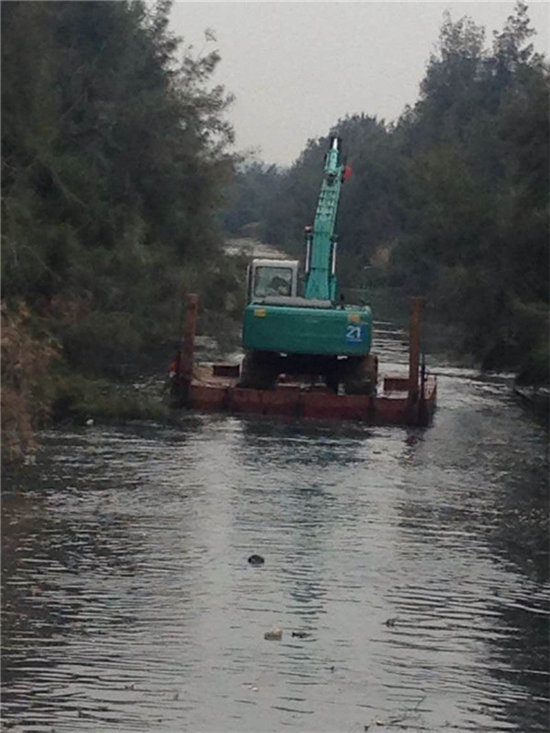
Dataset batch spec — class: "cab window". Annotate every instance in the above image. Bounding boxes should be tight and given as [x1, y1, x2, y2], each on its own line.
[254, 267, 293, 297]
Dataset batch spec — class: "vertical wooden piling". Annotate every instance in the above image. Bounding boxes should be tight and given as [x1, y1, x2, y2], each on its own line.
[408, 297, 424, 415]
[176, 293, 199, 404]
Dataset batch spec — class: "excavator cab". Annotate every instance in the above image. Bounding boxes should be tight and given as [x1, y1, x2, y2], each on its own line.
[246, 259, 299, 303]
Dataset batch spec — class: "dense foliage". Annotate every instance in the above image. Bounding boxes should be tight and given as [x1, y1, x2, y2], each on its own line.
[2, 1, 244, 444]
[225, 3, 548, 380]
[221, 160, 283, 237]
[2, 0, 240, 361]
[1, 0, 249, 456]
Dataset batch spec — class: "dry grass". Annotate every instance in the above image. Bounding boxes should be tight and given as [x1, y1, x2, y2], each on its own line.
[1, 301, 58, 461]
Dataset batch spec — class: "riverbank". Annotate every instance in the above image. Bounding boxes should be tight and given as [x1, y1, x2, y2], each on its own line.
[1, 242, 247, 462]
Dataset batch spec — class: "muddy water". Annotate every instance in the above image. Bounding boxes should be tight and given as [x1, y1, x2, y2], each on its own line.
[2, 333, 549, 732]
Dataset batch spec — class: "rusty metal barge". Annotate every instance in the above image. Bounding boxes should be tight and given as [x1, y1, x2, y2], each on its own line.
[170, 295, 437, 427]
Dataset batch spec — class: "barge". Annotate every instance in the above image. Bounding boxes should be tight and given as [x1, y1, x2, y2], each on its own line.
[170, 295, 437, 427]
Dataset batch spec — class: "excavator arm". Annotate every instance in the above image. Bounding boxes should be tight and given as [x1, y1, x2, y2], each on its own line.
[304, 136, 346, 301]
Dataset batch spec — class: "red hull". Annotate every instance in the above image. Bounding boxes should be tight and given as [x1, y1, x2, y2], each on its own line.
[185, 367, 437, 426]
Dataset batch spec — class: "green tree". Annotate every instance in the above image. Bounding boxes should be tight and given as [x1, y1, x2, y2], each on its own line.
[2, 0, 236, 378]
[221, 160, 282, 236]
[389, 2, 548, 375]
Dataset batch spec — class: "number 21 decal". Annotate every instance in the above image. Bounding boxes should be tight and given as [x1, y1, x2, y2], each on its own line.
[346, 324, 365, 343]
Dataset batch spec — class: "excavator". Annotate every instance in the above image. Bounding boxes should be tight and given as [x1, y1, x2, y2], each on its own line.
[239, 135, 376, 393]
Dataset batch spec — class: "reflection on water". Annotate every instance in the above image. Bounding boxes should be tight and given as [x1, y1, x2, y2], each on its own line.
[2, 363, 549, 732]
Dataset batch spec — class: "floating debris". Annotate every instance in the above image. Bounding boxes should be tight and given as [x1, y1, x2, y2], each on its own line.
[264, 627, 282, 641]
[248, 554, 265, 566]
[291, 631, 310, 638]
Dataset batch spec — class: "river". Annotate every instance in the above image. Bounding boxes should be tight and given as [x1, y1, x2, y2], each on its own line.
[2, 326, 549, 732]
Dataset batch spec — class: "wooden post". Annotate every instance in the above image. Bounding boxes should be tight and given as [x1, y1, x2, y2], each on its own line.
[408, 297, 424, 410]
[177, 293, 199, 405]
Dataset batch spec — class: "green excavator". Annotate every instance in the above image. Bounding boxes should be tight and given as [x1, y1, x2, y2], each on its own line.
[239, 135, 376, 393]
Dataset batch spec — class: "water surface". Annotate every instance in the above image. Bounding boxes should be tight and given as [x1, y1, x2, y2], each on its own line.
[2, 355, 549, 732]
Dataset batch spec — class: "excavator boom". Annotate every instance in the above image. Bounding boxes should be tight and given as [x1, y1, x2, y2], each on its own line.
[304, 136, 344, 301]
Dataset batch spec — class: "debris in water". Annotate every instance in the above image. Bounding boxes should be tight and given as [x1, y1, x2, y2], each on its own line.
[291, 631, 310, 638]
[264, 627, 282, 641]
[248, 554, 264, 566]
[384, 617, 398, 627]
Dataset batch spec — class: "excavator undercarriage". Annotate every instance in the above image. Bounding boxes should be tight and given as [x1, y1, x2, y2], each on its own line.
[239, 351, 378, 395]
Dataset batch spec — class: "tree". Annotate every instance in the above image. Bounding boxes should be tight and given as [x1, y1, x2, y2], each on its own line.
[2, 0, 236, 376]
[221, 160, 282, 236]
[390, 1, 549, 373]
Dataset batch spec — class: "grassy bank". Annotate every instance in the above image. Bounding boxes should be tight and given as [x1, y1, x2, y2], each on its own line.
[1, 251, 247, 462]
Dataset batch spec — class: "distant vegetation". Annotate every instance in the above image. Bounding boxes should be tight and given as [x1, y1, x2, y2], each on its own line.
[224, 2, 549, 381]
[1, 1, 548, 458]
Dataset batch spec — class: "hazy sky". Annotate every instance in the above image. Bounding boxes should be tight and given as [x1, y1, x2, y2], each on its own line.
[169, 2, 549, 165]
